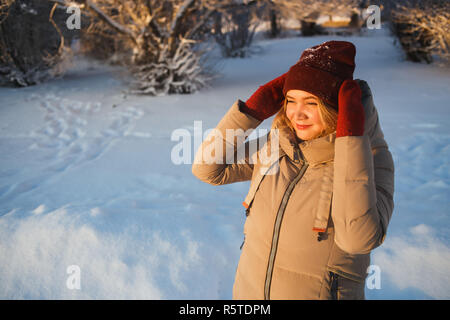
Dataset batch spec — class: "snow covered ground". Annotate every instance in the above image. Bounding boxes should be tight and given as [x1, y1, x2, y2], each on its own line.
[0, 26, 449, 299]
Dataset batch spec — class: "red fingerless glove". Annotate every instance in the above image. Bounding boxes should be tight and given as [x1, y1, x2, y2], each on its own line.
[240, 73, 287, 121]
[336, 79, 365, 137]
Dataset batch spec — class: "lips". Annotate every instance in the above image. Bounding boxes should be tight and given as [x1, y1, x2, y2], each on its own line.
[296, 124, 312, 130]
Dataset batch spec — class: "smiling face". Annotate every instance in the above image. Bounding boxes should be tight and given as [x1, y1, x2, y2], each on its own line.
[285, 89, 327, 141]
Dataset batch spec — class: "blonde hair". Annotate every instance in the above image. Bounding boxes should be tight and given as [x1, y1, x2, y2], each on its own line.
[272, 96, 338, 140]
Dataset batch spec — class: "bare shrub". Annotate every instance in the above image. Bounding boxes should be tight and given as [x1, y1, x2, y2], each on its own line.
[0, 0, 74, 86]
[213, 1, 260, 58]
[56, 0, 230, 95]
[390, 0, 449, 66]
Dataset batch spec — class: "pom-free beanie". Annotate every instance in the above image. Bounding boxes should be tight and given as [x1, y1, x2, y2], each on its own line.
[283, 40, 356, 110]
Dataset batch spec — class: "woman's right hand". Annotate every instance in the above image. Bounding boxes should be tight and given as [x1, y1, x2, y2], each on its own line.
[240, 73, 287, 121]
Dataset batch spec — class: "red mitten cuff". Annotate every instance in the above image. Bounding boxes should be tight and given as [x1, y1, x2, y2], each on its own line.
[239, 101, 265, 121]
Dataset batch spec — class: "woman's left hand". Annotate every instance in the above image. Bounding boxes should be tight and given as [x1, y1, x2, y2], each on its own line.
[336, 79, 365, 137]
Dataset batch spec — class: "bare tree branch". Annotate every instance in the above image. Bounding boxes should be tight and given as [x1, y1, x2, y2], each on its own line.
[391, 0, 449, 65]
[48, 0, 138, 44]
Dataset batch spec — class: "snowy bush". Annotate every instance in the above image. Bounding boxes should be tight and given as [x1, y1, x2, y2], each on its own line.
[129, 39, 213, 96]
[58, 0, 231, 96]
[390, 0, 450, 66]
[0, 0, 74, 87]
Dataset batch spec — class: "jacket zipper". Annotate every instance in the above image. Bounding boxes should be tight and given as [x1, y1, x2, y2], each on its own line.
[329, 271, 339, 300]
[264, 145, 309, 300]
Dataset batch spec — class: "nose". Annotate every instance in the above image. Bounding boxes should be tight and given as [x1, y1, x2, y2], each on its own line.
[293, 103, 309, 120]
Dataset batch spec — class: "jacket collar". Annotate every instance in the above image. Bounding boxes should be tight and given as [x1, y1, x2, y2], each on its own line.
[271, 121, 335, 166]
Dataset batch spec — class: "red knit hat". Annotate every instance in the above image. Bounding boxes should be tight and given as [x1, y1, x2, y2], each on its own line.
[283, 40, 356, 110]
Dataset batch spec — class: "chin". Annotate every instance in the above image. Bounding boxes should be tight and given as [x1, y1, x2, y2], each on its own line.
[295, 130, 318, 141]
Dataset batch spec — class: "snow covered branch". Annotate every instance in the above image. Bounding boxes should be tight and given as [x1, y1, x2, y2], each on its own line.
[70, 0, 234, 95]
[213, 1, 260, 58]
[48, 0, 137, 43]
[391, 0, 450, 65]
[0, 0, 74, 86]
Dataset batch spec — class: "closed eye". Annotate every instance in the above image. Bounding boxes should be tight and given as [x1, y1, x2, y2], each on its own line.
[287, 100, 317, 105]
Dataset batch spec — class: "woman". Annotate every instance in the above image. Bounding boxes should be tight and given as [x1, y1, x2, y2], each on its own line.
[192, 41, 395, 300]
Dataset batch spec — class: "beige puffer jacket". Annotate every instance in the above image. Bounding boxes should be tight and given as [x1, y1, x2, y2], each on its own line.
[192, 79, 395, 300]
